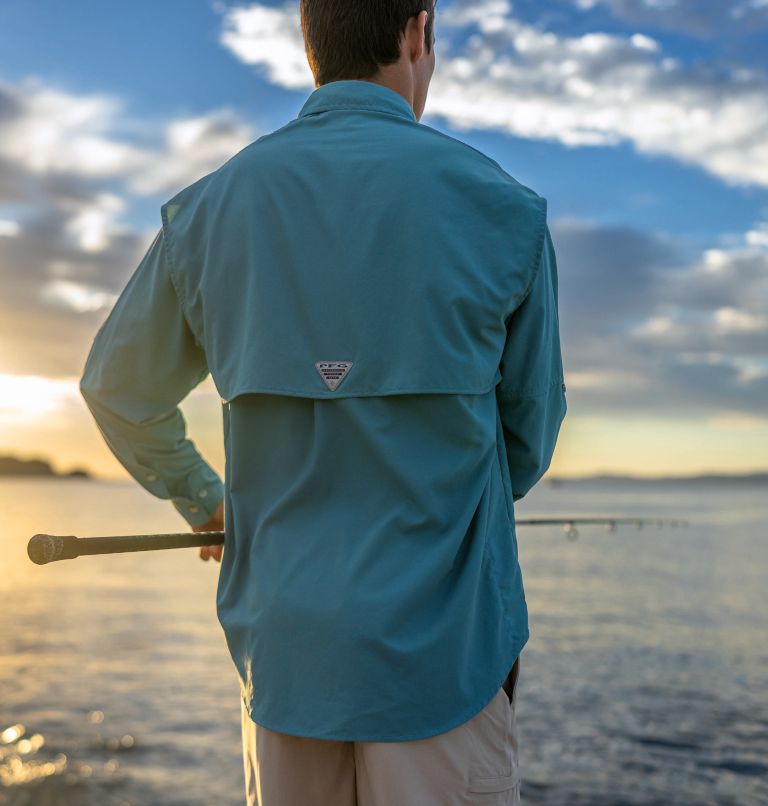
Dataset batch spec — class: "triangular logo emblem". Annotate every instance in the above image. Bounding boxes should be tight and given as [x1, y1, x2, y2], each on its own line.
[315, 361, 353, 391]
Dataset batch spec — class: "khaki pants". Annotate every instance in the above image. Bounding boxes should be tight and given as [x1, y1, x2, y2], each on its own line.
[241, 657, 521, 805]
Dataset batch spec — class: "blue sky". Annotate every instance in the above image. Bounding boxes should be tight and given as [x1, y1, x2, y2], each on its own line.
[0, 0, 766, 477]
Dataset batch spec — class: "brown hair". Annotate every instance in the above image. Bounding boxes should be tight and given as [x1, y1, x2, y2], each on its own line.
[300, 0, 437, 86]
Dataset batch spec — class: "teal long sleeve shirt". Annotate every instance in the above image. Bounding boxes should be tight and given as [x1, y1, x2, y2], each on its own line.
[79, 79, 567, 742]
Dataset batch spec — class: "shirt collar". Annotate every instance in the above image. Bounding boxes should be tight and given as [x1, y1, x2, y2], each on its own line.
[297, 80, 417, 123]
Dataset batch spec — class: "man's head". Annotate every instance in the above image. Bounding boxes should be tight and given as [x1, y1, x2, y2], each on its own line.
[300, 1, 437, 121]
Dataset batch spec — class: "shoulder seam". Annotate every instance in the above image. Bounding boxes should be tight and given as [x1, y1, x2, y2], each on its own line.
[159, 207, 205, 349]
[417, 124, 533, 190]
[506, 196, 548, 322]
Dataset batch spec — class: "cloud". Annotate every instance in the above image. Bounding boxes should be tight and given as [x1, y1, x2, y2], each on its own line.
[0, 218, 20, 237]
[41, 280, 118, 314]
[0, 77, 258, 196]
[551, 217, 768, 417]
[572, 0, 768, 38]
[126, 109, 257, 195]
[632, 243, 768, 371]
[219, 3, 311, 90]
[661, 246, 768, 317]
[0, 78, 147, 178]
[0, 200, 151, 377]
[551, 217, 688, 333]
[0, 76, 259, 379]
[218, 0, 768, 188]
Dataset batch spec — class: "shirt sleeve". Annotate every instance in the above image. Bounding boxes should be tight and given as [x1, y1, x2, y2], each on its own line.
[79, 226, 224, 528]
[496, 222, 567, 502]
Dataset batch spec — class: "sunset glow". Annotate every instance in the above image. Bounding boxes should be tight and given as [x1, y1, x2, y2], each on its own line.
[0, 0, 765, 480]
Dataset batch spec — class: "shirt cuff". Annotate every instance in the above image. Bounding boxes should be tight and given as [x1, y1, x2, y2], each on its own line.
[170, 470, 225, 528]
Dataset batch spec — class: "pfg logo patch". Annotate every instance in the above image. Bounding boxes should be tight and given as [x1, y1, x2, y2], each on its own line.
[315, 361, 353, 391]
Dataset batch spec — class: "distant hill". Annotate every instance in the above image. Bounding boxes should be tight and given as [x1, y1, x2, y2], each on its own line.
[0, 455, 92, 479]
[547, 471, 768, 486]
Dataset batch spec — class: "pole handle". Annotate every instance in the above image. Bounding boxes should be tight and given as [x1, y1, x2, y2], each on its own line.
[27, 531, 225, 565]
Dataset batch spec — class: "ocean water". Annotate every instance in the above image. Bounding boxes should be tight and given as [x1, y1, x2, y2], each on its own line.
[1, 477, 766, 805]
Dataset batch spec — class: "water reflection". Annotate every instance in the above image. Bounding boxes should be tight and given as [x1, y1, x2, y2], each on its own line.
[0, 710, 148, 806]
[1, 723, 62, 787]
[0, 477, 766, 804]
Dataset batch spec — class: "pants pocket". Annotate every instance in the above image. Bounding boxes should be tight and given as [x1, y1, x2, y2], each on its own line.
[465, 686, 520, 802]
[468, 767, 521, 793]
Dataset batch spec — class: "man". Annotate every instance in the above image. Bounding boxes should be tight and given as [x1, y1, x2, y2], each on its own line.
[79, 1, 567, 803]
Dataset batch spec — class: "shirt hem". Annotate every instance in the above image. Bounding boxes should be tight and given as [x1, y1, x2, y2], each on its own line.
[240, 631, 529, 743]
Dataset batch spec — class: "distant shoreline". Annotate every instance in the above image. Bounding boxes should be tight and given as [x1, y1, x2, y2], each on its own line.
[1, 453, 765, 486]
[0, 455, 92, 479]
[548, 471, 768, 486]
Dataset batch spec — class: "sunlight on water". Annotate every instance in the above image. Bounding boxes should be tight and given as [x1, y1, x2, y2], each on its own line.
[1, 478, 242, 805]
[1, 476, 767, 804]
[1, 720, 86, 787]
[0, 712, 139, 801]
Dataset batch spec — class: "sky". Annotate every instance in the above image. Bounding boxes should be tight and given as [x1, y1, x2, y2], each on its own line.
[0, 0, 766, 481]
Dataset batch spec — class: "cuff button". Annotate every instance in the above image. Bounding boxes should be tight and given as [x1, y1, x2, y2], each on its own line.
[197, 489, 208, 498]
[189, 505, 199, 513]
[146, 473, 157, 481]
